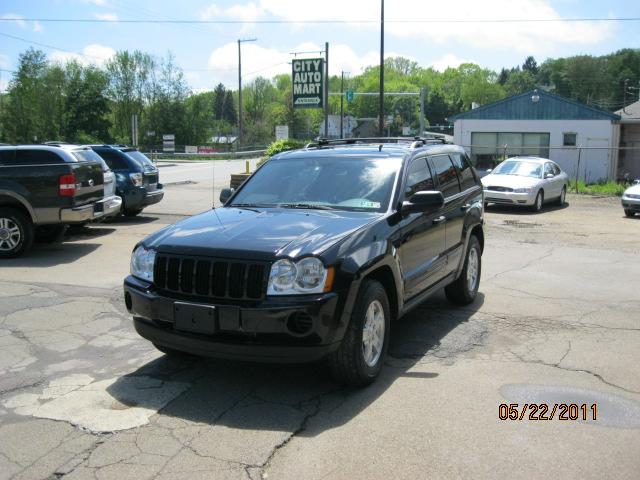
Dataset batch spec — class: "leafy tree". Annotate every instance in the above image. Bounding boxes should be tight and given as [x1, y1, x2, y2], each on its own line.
[522, 56, 539, 75]
[504, 70, 536, 96]
[223, 91, 237, 124]
[212, 83, 226, 120]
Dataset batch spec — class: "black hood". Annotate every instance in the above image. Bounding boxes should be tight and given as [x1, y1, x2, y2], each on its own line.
[144, 207, 380, 260]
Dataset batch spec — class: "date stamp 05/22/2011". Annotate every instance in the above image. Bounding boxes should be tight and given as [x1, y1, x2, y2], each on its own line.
[499, 403, 598, 421]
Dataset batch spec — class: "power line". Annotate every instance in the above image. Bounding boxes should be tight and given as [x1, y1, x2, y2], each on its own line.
[0, 31, 104, 61]
[0, 17, 638, 25]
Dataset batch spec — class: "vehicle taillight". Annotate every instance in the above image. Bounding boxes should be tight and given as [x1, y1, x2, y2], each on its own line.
[129, 172, 143, 186]
[59, 174, 77, 197]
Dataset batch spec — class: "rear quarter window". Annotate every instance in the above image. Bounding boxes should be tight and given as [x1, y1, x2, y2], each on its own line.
[11, 150, 65, 165]
[93, 149, 132, 170]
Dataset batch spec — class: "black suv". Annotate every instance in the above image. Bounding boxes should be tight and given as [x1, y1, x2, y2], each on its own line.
[90, 145, 164, 216]
[124, 138, 484, 386]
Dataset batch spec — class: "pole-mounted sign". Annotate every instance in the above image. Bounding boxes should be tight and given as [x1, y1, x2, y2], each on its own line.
[292, 58, 324, 109]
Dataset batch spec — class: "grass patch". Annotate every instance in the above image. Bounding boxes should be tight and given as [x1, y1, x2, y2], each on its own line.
[572, 180, 627, 197]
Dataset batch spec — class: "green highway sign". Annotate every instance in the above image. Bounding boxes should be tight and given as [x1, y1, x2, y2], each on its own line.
[292, 58, 324, 109]
[346, 90, 354, 102]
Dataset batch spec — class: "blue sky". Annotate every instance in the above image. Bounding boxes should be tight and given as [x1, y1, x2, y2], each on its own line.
[1, 0, 639, 92]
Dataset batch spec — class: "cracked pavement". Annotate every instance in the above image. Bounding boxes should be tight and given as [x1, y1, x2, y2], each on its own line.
[1, 185, 639, 480]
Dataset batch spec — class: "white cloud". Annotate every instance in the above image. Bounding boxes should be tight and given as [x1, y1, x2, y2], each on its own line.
[50, 44, 116, 66]
[0, 54, 10, 69]
[94, 12, 119, 22]
[87, 0, 112, 7]
[430, 54, 474, 72]
[206, 41, 405, 88]
[200, 4, 222, 21]
[224, 2, 264, 22]
[1, 13, 42, 32]
[252, 0, 613, 54]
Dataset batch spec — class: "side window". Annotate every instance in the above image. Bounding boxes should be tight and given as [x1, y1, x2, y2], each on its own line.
[95, 149, 129, 170]
[552, 163, 561, 176]
[15, 150, 64, 164]
[449, 153, 477, 191]
[429, 155, 461, 197]
[405, 158, 435, 198]
[544, 163, 554, 177]
[0, 149, 16, 165]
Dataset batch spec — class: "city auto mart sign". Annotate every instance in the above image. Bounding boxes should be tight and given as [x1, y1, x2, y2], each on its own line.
[292, 58, 324, 109]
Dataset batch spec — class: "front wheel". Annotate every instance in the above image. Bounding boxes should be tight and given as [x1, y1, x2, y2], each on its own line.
[532, 190, 544, 212]
[0, 207, 34, 259]
[445, 235, 482, 305]
[328, 279, 390, 387]
[123, 208, 143, 217]
[625, 209, 636, 218]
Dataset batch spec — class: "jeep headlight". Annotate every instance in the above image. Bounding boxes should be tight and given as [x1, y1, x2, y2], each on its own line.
[130, 245, 156, 282]
[267, 257, 333, 295]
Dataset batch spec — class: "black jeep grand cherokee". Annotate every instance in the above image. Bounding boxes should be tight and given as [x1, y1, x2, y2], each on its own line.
[124, 138, 484, 386]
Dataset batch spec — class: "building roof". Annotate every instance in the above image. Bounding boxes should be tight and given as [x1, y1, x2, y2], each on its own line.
[449, 90, 620, 122]
[615, 101, 640, 123]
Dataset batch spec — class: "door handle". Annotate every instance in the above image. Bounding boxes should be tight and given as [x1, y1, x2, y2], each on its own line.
[461, 204, 471, 211]
[433, 215, 446, 224]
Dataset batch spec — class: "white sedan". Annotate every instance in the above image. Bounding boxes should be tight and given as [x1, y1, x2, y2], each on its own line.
[481, 157, 569, 212]
[622, 180, 640, 217]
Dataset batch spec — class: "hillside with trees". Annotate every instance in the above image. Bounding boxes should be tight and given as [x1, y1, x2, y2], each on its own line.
[0, 48, 638, 148]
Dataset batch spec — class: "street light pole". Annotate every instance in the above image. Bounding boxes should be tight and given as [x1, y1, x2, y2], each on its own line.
[237, 38, 257, 148]
[378, 0, 384, 137]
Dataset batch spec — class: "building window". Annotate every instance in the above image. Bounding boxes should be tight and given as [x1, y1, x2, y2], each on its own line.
[563, 133, 577, 147]
[470, 132, 550, 170]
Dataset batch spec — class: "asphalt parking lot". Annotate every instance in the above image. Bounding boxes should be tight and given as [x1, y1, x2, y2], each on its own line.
[1, 161, 639, 480]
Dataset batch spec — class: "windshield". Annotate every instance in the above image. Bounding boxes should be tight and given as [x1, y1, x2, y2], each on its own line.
[124, 150, 156, 169]
[229, 156, 401, 212]
[493, 160, 542, 178]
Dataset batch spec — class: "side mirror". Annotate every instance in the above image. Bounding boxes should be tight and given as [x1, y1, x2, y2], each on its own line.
[545, 172, 555, 179]
[401, 191, 445, 216]
[219, 187, 234, 204]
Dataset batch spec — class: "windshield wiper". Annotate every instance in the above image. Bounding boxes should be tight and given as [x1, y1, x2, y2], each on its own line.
[278, 203, 336, 210]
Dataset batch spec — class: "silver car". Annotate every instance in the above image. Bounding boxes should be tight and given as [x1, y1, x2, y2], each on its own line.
[622, 180, 640, 217]
[481, 157, 569, 212]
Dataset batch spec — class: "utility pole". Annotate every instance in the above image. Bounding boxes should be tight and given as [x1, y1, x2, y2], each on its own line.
[340, 71, 344, 139]
[237, 38, 257, 149]
[324, 42, 329, 139]
[378, 0, 384, 136]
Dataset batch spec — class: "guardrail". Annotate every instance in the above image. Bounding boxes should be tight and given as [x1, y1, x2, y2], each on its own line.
[144, 149, 267, 161]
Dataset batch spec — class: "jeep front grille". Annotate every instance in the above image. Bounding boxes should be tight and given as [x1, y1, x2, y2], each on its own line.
[154, 255, 268, 300]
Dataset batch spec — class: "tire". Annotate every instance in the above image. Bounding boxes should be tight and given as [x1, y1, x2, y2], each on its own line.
[0, 207, 34, 259]
[556, 186, 566, 206]
[35, 224, 67, 243]
[625, 209, 636, 218]
[123, 208, 143, 217]
[531, 190, 544, 212]
[328, 279, 391, 387]
[445, 235, 482, 306]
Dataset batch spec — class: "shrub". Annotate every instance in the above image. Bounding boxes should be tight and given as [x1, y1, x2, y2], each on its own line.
[573, 180, 626, 197]
[258, 139, 307, 167]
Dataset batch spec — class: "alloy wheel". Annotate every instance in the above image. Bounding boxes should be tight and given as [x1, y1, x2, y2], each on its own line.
[467, 246, 479, 292]
[362, 299, 385, 367]
[0, 217, 21, 252]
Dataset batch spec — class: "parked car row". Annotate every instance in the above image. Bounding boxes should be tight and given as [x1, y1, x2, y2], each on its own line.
[0, 143, 164, 258]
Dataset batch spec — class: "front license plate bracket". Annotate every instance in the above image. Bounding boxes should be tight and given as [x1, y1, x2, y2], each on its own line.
[174, 302, 217, 334]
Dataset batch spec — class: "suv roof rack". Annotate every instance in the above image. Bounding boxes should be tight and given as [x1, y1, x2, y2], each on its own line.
[304, 135, 451, 150]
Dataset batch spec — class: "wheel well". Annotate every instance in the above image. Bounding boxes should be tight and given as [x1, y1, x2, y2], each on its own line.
[364, 266, 398, 321]
[0, 196, 33, 222]
[470, 224, 484, 253]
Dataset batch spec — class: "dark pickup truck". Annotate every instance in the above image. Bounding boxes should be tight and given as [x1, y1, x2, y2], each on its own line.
[0, 145, 122, 258]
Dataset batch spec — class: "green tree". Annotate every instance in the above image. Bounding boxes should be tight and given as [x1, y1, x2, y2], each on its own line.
[504, 70, 536, 96]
